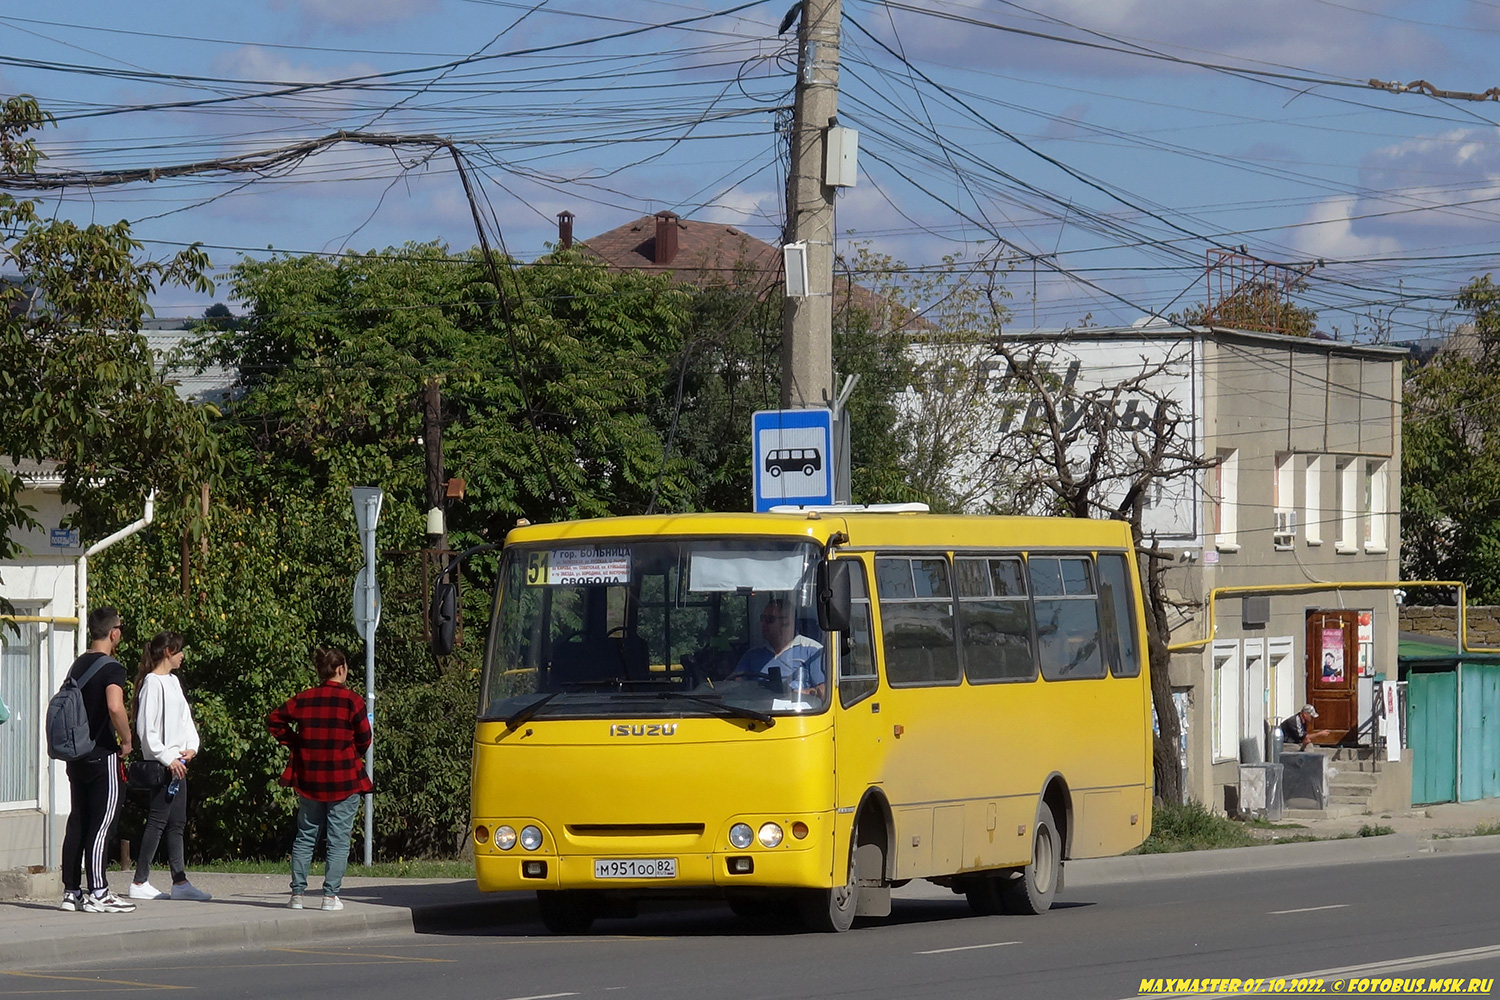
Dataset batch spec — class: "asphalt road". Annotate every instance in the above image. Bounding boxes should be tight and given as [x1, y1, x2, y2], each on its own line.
[6, 853, 1499, 999]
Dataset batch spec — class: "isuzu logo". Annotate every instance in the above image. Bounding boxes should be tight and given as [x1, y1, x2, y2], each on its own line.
[609, 723, 679, 737]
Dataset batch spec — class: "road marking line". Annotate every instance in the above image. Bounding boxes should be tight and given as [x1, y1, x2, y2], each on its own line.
[917, 941, 1021, 955]
[498, 994, 579, 1000]
[1292, 941, 1500, 979]
[1268, 903, 1350, 914]
[268, 947, 451, 963]
[1, 970, 190, 989]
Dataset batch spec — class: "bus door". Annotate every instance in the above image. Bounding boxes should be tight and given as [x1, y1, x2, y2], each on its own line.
[829, 557, 895, 910]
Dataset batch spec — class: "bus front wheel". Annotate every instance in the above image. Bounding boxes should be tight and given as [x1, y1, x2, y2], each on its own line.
[798, 833, 863, 932]
[537, 890, 596, 934]
[1001, 802, 1060, 915]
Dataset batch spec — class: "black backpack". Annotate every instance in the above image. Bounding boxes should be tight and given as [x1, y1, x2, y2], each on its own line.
[46, 655, 116, 761]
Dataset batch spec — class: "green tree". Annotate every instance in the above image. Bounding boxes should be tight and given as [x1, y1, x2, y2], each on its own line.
[0, 96, 217, 604]
[1403, 275, 1500, 603]
[98, 244, 705, 858]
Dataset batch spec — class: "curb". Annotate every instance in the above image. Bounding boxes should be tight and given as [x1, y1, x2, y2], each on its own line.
[0, 894, 538, 972]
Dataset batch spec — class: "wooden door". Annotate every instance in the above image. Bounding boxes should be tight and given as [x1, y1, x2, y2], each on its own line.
[1305, 610, 1357, 743]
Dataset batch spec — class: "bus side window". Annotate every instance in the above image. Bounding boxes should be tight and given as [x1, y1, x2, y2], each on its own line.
[1031, 555, 1105, 680]
[876, 555, 961, 687]
[838, 560, 878, 708]
[956, 555, 1037, 683]
[1096, 553, 1141, 677]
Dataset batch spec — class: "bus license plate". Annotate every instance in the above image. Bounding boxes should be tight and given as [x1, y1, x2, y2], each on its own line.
[594, 858, 677, 879]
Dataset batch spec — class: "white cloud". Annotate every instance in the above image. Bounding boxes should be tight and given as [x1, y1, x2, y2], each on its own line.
[882, 0, 1450, 81]
[212, 45, 378, 85]
[698, 187, 778, 227]
[1289, 195, 1400, 260]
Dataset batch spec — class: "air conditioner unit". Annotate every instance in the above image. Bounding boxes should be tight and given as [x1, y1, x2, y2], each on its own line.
[1273, 508, 1297, 548]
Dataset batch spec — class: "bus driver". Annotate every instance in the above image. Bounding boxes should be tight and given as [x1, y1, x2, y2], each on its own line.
[732, 598, 825, 701]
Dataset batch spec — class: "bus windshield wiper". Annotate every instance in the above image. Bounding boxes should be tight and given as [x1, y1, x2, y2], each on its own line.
[658, 691, 774, 726]
[504, 691, 560, 730]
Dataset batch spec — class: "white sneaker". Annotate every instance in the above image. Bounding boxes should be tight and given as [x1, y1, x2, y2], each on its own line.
[82, 890, 136, 913]
[288, 894, 304, 909]
[321, 895, 343, 911]
[128, 881, 167, 900]
[59, 892, 81, 912]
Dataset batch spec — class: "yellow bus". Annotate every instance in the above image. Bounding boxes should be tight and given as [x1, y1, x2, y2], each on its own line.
[466, 507, 1153, 933]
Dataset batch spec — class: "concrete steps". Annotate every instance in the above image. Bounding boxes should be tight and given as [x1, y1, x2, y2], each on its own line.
[1309, 746, 1384, 814]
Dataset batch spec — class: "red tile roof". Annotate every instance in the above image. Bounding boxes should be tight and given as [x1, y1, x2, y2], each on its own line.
[574, 213, 927, 333]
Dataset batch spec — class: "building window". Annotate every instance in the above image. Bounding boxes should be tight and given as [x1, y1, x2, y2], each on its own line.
[1337, 458, 1358, 553]
[1365, 460, 1389, 552]
[1212, 448, 1239, 550]
[1273, 453, 1296, 549]
[1304, 456, 1323, 545]
[0, 624, 38, 806]
[1212, 640, 1241, 761]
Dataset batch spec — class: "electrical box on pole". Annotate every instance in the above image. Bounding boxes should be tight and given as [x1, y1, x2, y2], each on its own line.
[824, 125, 858, 187]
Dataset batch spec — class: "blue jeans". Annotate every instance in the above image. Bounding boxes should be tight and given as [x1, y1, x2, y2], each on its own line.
[289, 793, 361, 897]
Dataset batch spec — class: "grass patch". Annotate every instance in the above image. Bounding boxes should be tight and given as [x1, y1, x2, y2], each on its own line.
[192, 857, 474, 879]
[1131, 800, 1259, 854]
[1435, 821, 1500, 840]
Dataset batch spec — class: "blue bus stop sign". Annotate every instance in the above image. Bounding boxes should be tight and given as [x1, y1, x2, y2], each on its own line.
[751, 408, 834, 511]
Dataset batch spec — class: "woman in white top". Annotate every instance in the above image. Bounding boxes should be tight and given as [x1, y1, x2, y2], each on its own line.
[129, 631, 210, 901]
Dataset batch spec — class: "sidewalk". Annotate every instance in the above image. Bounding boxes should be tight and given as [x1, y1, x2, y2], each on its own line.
[5, 800, 1500, 972]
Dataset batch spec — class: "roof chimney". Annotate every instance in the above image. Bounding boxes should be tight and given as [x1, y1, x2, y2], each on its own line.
[556, 210, 574, 250]
[653, 211, 679, 265]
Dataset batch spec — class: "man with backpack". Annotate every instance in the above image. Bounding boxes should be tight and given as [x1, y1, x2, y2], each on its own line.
[57, 607, 136, 913]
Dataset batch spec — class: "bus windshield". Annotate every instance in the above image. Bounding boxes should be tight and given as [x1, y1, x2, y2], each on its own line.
[481, 537, 830, 722]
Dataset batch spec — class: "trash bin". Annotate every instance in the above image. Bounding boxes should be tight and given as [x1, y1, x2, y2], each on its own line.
[1281, 752, 1329, 809]
[1238, 762, 1284, 821]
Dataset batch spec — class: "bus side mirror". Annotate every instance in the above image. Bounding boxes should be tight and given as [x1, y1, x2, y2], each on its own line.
[430, 579, 458, 656]
[817, 559, 852, 632]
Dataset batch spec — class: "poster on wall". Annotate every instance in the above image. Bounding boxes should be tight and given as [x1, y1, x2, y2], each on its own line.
[1320, 627, 1345, 684]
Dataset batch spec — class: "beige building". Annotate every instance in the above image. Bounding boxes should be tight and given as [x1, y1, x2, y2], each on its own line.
[959, 325, 1405, 810]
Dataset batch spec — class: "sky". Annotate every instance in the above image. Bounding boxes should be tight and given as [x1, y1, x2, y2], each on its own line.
[5, 0, 1500, 341]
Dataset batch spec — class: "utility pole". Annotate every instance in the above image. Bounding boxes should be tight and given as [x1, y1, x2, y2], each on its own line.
[781, 0, 842, 410]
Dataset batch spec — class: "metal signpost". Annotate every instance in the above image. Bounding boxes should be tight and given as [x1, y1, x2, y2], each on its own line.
[350, 486, 383, 867]
[751, 407, 834, 511]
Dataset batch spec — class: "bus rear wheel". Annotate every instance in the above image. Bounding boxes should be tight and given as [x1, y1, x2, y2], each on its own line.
[537, 890, 597, 934]
[1000, 802, 1060, 915]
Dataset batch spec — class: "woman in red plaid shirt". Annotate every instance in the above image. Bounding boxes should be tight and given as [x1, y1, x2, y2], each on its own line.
[267, 648, 372, 911]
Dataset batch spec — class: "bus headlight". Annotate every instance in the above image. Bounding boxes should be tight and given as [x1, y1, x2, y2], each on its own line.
[729, 823, 754, 849]
[757, 822, 784, 848]
[495, 825, 518, 850]
[520, 825, 543, 851]
[474, 825, 490, 845]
